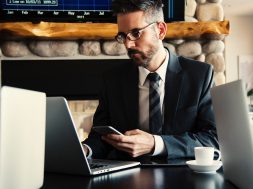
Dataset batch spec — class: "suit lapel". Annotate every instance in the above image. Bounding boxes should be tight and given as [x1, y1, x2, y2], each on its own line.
[121, 52, 184, 132]
[163, 52, 184, 134]
[123, 63, 139, 130]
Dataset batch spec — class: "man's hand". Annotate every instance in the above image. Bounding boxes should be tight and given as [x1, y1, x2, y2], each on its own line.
[82, 144, 89, 156]
[102, 129, 155, 157]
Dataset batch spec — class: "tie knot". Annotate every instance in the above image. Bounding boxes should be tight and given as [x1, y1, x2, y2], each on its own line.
[147, 72, 160, 82]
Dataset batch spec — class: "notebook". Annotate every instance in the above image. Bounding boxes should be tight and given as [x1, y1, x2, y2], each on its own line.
[45, 97, 140, 176]
[0, 86, 46, 189]
[211, 80, 253, 189]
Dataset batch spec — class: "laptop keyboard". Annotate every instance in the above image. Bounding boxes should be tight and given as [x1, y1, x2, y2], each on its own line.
[88, 159, 108, 169]
[89, 163, 107, 169]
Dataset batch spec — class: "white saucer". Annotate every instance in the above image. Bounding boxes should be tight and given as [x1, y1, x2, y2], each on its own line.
[186, 160, 223, 174]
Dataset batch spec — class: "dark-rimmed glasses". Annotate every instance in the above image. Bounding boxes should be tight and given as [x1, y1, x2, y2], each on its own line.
[115, 22, 157, 44]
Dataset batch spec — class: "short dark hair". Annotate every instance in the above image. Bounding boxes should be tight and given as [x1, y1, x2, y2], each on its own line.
[111, 0, 164, 22]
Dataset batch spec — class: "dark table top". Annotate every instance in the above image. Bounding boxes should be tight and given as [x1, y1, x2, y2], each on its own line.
[42, 166, 238, 189]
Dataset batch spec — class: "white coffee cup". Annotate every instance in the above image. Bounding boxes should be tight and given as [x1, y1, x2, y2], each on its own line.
[194, 147, 221, 165]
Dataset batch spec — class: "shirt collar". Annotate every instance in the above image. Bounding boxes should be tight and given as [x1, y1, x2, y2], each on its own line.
[138, 49, 169, 86]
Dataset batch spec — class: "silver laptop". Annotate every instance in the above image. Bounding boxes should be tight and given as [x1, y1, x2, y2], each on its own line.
[211, 80, 253, 189]
[45, 97, 140, 176]
[0, 86, 46, 189]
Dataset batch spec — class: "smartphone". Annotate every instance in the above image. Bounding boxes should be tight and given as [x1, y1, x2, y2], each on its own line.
[92, 126, 123, 135]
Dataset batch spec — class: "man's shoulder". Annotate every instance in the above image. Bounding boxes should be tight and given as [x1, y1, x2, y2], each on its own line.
[101, 59, 138, 85]
[178, 55, 212, 71]
[104, 59, 137, 77]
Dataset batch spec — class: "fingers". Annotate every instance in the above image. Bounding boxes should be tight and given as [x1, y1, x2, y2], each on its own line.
[124, 129, 143, 136]
[102, 135, 134, 146]
[102, 132, 155, 157]
[102, 136, 133, 152]
[104, 134, 135, 143]
[102, 136, 151, 157]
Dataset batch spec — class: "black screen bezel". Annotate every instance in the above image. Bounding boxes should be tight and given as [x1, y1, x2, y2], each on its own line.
[0, 0, 184, 23]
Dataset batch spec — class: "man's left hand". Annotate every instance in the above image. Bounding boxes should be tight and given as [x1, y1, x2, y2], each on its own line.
[101, 129, 155, 157]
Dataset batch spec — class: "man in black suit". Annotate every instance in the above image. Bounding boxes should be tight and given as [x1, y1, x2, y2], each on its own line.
[82, 0, 219, 160]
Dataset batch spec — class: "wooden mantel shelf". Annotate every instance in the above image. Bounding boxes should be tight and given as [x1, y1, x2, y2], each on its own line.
[0, 20, 229, 40]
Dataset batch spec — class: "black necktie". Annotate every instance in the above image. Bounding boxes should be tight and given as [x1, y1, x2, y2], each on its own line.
[147, 72, 162, 134]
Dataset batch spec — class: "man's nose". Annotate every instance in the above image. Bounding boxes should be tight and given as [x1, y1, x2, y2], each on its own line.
[124, 38, 135, 49]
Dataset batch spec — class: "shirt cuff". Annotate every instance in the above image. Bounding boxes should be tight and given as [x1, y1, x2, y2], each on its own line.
[82, 144, 93, 158]
[151, 135, 166, 156]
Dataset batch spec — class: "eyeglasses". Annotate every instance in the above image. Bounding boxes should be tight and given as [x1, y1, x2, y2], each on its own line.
[115, 22, 157, 44]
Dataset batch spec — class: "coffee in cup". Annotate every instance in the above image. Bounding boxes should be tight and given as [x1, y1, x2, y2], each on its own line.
[194, 147, 221, 165]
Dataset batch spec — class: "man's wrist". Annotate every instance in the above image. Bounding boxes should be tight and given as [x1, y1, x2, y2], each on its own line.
[149, 135, 156, 154]
[82, 144, 93, 158]
[151, 135, 166, 156]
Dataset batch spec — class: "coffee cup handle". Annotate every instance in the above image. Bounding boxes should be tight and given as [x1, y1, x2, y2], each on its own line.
[214, 149, 221, 161]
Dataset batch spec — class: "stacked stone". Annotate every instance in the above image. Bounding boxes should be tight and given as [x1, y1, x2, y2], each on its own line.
[163, 38, 225, 86]
[177, 0, 225, 85]
[0, 0, 226, 85]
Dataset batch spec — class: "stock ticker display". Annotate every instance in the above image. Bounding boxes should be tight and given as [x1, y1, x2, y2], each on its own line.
[0, 0, 184, 22]
[1, 0, 114, 22]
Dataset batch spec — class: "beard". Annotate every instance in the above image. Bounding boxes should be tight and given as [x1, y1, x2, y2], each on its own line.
[127, 42, 159, 68]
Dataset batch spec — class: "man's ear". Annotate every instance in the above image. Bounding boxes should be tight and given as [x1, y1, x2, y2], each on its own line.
[157, 22, 167, 40]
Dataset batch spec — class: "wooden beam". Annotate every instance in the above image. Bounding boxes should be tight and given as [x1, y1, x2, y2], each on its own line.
[0, 20, 229, 40]
[165, 20, 229, 39]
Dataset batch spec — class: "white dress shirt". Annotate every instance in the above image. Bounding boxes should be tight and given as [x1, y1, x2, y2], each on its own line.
[138, 49, 169, 156]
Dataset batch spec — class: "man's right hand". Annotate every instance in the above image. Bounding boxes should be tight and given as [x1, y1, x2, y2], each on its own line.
[102, 129, 155, 157]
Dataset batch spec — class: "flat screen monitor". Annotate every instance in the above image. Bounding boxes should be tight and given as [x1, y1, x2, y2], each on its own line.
[0, 0, 185, 23]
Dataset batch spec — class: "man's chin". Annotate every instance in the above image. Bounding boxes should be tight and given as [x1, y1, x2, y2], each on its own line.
[132, 59, 148, 68]
[128, 55, 148, 67]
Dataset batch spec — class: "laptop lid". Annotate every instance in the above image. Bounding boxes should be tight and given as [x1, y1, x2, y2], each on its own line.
[211, 80, 253, 189]
[45, 97, 140, 176]
[0, 86, 46, 189]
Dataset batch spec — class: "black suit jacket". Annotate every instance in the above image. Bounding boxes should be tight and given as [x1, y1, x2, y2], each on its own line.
[84, 51, 219, 160]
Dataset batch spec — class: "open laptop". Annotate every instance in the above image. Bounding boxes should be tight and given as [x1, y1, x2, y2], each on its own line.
[211, 80, 253, 189]
[0, 86, 46, 189]
[45, 97, 140, 176]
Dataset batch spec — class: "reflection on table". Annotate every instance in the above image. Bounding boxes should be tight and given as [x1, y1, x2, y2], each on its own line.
[42, 166, 237, 189]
